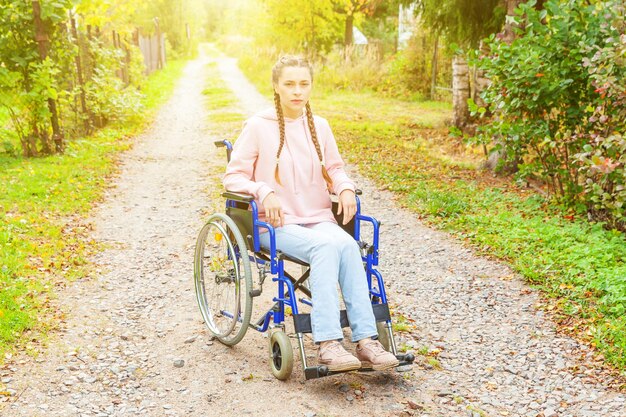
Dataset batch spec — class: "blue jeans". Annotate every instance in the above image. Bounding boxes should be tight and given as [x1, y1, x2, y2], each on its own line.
[259, 222, 378, 344]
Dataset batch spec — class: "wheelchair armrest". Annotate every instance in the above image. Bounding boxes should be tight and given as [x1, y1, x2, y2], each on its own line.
[329, 189, 362, 204]
[215, 140, 233, 162]
[222, 191, 254, 203]
[330, 188, 362, 197]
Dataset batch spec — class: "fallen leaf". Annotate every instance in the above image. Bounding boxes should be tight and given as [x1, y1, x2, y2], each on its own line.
[407, 400, 422, 410]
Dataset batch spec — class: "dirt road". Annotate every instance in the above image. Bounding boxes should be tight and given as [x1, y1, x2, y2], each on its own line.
[1, 53, 624, 417]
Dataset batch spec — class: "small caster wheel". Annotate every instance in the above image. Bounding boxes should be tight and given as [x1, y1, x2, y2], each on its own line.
[269, 331, 293, 380]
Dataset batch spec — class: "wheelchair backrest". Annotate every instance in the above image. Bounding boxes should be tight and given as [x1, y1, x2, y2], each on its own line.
[226, 203, 255, 250]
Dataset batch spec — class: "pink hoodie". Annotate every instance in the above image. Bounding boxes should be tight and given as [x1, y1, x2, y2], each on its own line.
[223, 108, 355, 226]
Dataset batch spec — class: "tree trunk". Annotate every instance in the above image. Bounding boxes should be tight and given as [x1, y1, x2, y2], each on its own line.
[452, 54, 470, 128]
[344, 13, 354, 46]
[32, 0, 64, 153]
[502, 0, 524, 43]
[71, 15, 90, 134]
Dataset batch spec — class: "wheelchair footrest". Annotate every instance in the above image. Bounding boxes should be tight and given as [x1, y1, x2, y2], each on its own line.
[348, 353, 416, 373]
[293, 303, 391, 334]
[304, 365, 329, 380]
[305, 354, 414, 380]
[397, 352, 415, 366]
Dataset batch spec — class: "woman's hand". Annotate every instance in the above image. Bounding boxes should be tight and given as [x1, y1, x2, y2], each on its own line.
[262, 192, 284, 227]
[337, 189, 357, 225]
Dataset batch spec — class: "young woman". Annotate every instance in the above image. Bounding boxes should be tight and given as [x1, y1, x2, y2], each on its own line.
[223, 55, 399, 372]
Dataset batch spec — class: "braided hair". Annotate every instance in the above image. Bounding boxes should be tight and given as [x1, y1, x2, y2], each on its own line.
[272, 55, 333, 191]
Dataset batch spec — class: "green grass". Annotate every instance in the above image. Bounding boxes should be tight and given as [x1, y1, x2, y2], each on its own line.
[0, 59, 186, 362]
[232, 52, 626, 374]
[201, 59, 246, 213]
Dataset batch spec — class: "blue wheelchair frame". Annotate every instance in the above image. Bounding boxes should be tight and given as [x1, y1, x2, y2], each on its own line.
[217, 140, 414, 380]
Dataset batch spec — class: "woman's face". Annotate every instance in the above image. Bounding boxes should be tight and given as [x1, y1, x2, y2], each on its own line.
[274, 66, 312, 119]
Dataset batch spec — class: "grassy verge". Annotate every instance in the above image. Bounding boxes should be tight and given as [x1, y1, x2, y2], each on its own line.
[0, 59, 186, 362]
[233, 54, 626, 375]
[200, 51, 247, 213]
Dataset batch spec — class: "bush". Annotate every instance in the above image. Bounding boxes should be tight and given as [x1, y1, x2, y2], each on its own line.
[385, 28, 453, 100]
[316, 45, 388, 93]
[84, 39, 145, 128]
[474, 0, 625, 229]
[575, 6, 626, 229]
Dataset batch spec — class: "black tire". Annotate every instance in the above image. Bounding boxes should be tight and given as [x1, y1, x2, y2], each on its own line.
[269, 331, 293, 380]
[194, 213, 252, 346]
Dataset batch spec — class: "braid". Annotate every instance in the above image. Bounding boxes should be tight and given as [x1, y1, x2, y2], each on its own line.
[274, 92, 286, 185]
[305, 102, 333, 191]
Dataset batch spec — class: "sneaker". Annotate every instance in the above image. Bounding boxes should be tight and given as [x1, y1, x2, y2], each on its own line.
[318, 341, 361, 372]
[356, 339, 400, 371]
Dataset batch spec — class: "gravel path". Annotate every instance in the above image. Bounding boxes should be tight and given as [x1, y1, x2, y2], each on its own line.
[1, 52, 624, 417]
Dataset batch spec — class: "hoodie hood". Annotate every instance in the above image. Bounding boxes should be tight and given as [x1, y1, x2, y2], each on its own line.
[256, 107, 305, 123]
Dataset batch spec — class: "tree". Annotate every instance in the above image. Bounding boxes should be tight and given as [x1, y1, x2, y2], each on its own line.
[476, 0, 625, 228]
[0, 0, 171, 157]
[415, 0, 506, 49]
[411, 0, 506, 127]
[259, 0, 342, 55]
[331, 0, 380, 45]
[0, 0, 73, 155]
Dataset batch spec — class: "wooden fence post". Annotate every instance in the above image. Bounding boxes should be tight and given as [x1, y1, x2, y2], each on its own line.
[430, 34, 439, 100]
[154, 18, 163, 70]
[32, 0, 64, 153]
[117, 32, 129, 85]
[124, 39, 131, 86]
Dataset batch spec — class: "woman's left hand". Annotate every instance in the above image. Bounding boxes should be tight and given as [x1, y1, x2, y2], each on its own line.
[337, 189, 357, 225]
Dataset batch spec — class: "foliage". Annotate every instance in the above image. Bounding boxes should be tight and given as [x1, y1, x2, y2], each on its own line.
[208, 0, 344, 55]
[83, 38, 145, 127]
[575, 4, 626, 228]
[331, 0, 389, 45]
[132, 0, 211, 57]
[317, 46, 389, 92]
[0, 59, 185, 362]
[261, 0, 342, 55]
[0, 0, 73, 155]
[415, 0, 506, 49]
[227, 37, 452, 101]
[212, 0, 460, 99]
[474, 0, 625, 229]
[214, 1, 399, 57]
[386, 25, 453, 99]
[0, 0, 214, 157]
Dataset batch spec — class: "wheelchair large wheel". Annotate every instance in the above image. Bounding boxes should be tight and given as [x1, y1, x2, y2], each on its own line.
[194, 213, 253, 346]
[269, 331, 293, 380]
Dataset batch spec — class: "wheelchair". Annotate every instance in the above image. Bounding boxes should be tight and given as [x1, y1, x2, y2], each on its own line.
[194, 139, 414, 380]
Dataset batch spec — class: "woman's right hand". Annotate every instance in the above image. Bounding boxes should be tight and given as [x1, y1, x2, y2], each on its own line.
[262, 192, 284, 227]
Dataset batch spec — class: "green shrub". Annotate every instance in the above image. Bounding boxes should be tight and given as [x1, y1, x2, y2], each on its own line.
[474, 0, 625, 229]
[575, 5, 626, 229]
[84, 39, 145, 128]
